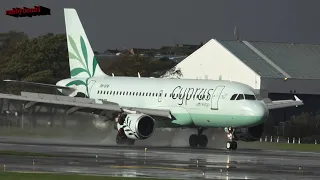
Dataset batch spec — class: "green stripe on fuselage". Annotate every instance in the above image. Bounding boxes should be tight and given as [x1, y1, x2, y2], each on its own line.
[167, 113, 263, 128]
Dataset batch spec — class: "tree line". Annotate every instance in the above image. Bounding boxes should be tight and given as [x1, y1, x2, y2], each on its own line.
[0, 31, 182, 94]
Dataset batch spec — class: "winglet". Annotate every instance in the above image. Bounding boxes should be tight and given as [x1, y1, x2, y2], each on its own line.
[294, 95, 301, 101]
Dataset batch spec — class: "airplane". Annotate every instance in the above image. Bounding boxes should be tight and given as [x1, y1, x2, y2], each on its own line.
[3, 8, 304, 150]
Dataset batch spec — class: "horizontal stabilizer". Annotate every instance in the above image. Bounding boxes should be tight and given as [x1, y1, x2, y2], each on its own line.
[265, 95, 303, 110]
[3, 80, 76, 91]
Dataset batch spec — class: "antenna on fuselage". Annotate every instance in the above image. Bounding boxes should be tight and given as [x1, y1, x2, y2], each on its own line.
[112, 73, 114, 77]
[138, 72, 141, 78]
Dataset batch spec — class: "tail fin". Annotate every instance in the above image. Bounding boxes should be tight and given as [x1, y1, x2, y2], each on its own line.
[64, 8, 107, 78]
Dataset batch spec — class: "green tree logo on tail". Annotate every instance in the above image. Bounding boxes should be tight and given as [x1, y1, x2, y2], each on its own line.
[65, 35, 99, 97]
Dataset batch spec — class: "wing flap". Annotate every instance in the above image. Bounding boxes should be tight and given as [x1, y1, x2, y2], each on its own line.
[265, 95, 303, 110]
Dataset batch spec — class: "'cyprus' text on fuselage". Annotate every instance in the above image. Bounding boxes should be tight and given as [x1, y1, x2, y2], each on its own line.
[171, 86, 215, 105]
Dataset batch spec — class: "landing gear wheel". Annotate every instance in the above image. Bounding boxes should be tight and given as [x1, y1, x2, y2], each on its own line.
[188, 132, 208, 148]
[189, 134, 198, 148]
[116, 135, 135, 145]
[198, 135, 208, 148]
[127, 139, 135, 145]
[116, 134, 122, 145]
[225, 127, 238, 150]
[226, 141, 237, 150]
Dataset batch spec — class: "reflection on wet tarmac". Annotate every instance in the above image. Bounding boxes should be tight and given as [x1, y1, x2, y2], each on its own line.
[0, 141, 320, 179]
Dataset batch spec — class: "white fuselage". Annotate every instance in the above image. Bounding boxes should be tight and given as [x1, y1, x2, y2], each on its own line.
[57, 76, 269, 128]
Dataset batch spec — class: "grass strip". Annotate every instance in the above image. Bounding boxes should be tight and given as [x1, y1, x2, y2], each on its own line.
[0, 172, 173, 180]
[0, 150, 57, 157]
[247, 142, 320, 152]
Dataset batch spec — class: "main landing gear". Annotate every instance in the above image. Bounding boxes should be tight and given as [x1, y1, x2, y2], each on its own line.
[225, 127, 237, 150]
[114, 113, 135, 145]
[189, 128, 208, 148]
[116, 127, 135, 145]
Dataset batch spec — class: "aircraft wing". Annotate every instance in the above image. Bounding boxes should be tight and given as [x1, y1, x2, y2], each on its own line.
[3, 80, 75, 91]
[0, 92, 172, 119]
[263, 95, 303, 110]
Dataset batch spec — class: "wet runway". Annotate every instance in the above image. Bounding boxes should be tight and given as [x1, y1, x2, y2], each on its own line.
[0, 138, 320, 179]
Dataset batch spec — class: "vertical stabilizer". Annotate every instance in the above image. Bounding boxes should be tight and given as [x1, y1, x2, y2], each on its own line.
[64, 8, 106, 78]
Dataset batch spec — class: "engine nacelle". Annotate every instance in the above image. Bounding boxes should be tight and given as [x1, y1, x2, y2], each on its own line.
[117, 113, 155, 140]
[234, 123, 264, 142]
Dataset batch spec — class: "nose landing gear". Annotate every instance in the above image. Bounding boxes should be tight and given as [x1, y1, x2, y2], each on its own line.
[189, 128, 208, 148]
[225, 127, 237, 150]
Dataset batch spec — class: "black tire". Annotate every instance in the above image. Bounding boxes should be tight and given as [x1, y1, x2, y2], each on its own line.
[127, 139, 135, 145]
[116, 135, 122, 145]
[198, 135, 208, 148]
[226, 141, 237, 150]
[189, 134, 199, 148]
[231, 141, 237, 150]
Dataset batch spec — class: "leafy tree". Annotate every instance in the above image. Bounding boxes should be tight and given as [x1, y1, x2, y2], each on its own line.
[290, 112, 310, 126]
[107, 54, 177, 77]
[4, 33, 68, 83]
[0, 32, 69, 94]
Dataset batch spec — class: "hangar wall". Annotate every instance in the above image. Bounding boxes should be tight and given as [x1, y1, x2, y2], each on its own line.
[173, 39, 261, 89]
[261, 77, 320, 95]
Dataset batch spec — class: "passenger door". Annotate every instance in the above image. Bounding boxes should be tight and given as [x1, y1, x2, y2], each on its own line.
[158, 90, 163, 102]
[211, 86, 225, 110]
[88, 80, 97, 94]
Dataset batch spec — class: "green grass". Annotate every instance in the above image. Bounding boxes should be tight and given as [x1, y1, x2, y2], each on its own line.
[0, 127, 107, 139]
[0, 172, 173, 180]
[0, 150, 58, 157]
[247, 142, 320, 152]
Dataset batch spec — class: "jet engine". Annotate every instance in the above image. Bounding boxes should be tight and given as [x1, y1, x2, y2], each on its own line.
[116, 113, 155, 140]
[233, 123, 264, 142]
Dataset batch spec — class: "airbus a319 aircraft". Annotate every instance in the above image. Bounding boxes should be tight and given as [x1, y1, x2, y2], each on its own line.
[5, 8, 303, 150]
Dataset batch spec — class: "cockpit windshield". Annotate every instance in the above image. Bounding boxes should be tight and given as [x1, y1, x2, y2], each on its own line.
[230, 94, 238, 100]
[236, 94, 244, 100]
[230, 94, 256, 100]
[244, 94, 256, 100]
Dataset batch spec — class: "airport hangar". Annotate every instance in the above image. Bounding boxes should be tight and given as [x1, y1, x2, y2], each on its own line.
[165, 39, 320, 123]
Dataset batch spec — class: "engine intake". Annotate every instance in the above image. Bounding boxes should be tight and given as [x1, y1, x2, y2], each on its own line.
[117, 113, 155, 140]
[234, 123, 264, 142]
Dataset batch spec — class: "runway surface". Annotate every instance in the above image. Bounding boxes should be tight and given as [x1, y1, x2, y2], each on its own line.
[0, 137, 320, 179]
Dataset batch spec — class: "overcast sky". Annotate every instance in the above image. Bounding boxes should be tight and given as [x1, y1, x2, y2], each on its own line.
[1, 0, 320, 52]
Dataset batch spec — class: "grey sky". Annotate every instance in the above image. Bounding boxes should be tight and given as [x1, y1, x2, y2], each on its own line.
[1, 0, 320, 52]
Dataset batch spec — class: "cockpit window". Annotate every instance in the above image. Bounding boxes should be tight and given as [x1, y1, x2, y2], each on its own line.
[244, 94, 256, 100]
[236, 94, 244, 100]
[230, 94, 238, 100]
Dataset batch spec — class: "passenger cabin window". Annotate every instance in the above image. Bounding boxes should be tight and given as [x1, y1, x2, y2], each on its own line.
[230, 94, 238, 100]
[244, 94, 256, 100]
[236, 94, 244, 100]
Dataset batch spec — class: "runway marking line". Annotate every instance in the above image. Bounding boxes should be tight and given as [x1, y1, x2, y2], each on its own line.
[109, 165, 197, 171]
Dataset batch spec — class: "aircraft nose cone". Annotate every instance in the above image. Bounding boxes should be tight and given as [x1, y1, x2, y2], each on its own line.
[253, 102, 269, 121]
